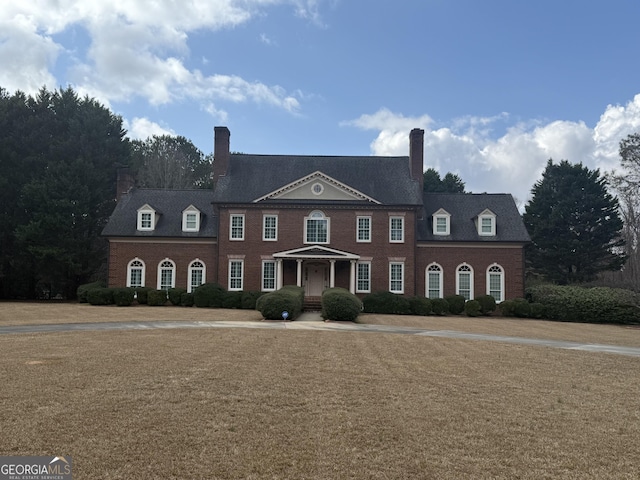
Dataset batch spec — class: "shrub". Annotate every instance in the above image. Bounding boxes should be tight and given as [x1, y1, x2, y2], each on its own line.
[321, 288, 362, 321]
[445, 295, 466, 315]
[362, 291, 411, 315]
[475, 295, 497, 315]
[147, 289, 168, 306]
[86, 287, 114, 306]
[168, 288, 187, 306]
[465, 300, 482, 317]
[134, 287, 153, 305]
[529, 302, 546, 319]
[513, 298, 531, 318]
[193, 283, 227, 308]
[241, 291, 265, 310]
[409, 296, 431, 316]
[77, 281, 105, 303]
[498, 299, 516, 317]
[258, 285, 304, 320]
[180, 292, 194, 307]
[222, 291, 243, 309]
[112, 287, 135, 306]
[430, 298, 449, 316]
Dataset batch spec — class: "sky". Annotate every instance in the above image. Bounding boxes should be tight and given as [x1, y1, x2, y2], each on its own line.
[2, 0, 640, 205]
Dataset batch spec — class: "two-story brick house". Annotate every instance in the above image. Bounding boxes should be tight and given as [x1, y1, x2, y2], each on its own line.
[103, 126, 530, 303]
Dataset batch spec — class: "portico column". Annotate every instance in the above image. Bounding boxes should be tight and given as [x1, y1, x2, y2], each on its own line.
[349, 260, 357, 294]
[329, 260, 336, 288]
[296, 259, 303, 287]
[276, 259, 283, 289]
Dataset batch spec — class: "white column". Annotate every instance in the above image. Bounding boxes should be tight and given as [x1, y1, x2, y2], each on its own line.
[349, 260, 356, 294]
[329, 260, 336, 288]
[276, 259, 283, 289]
[296, 259, 303, 287]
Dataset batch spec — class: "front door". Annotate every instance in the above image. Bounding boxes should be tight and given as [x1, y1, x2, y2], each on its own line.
[305, 263, 327, 296]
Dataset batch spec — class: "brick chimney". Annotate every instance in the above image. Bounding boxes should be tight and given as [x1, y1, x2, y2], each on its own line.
[213, 126, 230, 184]
[409, 128, 424, 192]
[116, 167, 135, 201]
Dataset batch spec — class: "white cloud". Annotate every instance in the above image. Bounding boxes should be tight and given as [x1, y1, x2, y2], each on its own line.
[347, 96, 640, 204]
[125, 117, 176, 141]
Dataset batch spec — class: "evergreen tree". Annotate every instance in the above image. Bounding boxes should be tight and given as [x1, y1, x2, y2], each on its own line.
[423, 168, 466, 193]
[523, 159, 626, 284]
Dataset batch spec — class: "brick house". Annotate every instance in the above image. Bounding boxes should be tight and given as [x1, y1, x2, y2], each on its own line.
[102, 126, 530, 303]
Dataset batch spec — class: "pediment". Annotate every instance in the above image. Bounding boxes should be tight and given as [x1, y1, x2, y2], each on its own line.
[272, 245, 360, 260]
[253, 171, 380, 204]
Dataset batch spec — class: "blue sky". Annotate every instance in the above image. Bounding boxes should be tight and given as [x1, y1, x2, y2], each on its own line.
[2, 0, 640, 203]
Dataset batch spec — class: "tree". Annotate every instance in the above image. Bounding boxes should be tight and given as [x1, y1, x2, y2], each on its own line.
[523, 159, 626, 284]
[130, 135, 212, 189]
[423, 168, 466, 193]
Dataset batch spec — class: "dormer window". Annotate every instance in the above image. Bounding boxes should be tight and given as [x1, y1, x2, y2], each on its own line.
[182, 205, 201, 232]
[432, 209, 451, 236]
[137, 204, 156, 231]
[477, 209, 496, 236]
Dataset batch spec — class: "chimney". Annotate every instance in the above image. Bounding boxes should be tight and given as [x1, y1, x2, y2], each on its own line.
[409, 128, 424, 192]
[116, 167, 135, 201]
[213, 126, 230, 184]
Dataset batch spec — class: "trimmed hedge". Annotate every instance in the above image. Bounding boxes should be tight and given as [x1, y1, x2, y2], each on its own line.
[193, 283, 227, 308]
[409, 296, 431, 316]
[222, 291, 243, 309]
[77, 281, 105, 303]
[475, 295, 497, 315]
[465, 299, 482, 317]
[241, 291, 265, 310]
[168, 288, 187, 306]
[431, 298, 449, 316]
[86, 287, 114, 306]
[257, 285, 305, 320]
[445, 295, 466, 315]
[113, 287, 135, 306]
[321, 288, 362, 321]
[134, 287, 153, 305]
[147, 289, 168, 306]
[362, 291, 411, 315]
[180, 292, 195, 307]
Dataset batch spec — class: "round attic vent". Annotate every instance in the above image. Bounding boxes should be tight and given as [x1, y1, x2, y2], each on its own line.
[312, 183, 324, 195]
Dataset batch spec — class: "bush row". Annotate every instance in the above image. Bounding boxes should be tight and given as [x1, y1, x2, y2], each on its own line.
[362, 292, 497, 317]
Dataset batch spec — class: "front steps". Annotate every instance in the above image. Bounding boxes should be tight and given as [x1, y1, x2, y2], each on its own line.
[303, 296, 322, 312]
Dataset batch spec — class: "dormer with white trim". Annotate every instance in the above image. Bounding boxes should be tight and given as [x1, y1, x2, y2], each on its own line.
[137, 204, 157, 231]
[432, 208, 451, 236]
[476, 209, 496, 236]
[182, 205, 201, 232]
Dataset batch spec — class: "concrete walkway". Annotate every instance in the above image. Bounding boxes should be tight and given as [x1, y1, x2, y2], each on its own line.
[1, 314, 640, 358]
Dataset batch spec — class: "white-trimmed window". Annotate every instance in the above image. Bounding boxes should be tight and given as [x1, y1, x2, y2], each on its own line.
[477, 209, 496, 236]
[229, 259, 244, 291]
[305, 210, 329, 244]
[127, 258, 145, 288]
[487, 264, 504, 302]
[389, 216, 404, 243]
[230, 214, 245, 241]
[389, 262, 404, 294]
[356, 261, 371, 293]
[263, 215, 278, 241]
[137, 204, 156, 231]
[357, 216, 371, 243]
[157, 258, 175, 291]
[188, 260, 206, 293]
[433, 209, 451, 236]
[182, 206, 201, 232]
[426, 263, 443, 299]
[456, 263, 474, 300]
[262, 260, 277, 291]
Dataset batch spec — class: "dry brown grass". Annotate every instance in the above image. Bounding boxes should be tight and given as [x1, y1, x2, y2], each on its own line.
[1, 302, 640, 478]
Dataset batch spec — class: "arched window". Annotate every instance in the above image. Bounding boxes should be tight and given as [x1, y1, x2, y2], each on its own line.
[426, 263, 443, 299]
[188, 260, 206, 293]
[487, 264, 504, 302]
[127, 258, 145, 288]
[305, 210, 329, 244]
[157, 258, 176, 290]
[456, 263, 474, 300]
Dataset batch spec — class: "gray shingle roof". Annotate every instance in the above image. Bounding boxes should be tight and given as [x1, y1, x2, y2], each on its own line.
[102, 189, 216, 237]
[418, 193, 530, 243]
[212, 154, 423, 205]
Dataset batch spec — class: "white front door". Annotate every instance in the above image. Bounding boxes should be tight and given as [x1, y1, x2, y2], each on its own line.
[305, 264, 327, 296]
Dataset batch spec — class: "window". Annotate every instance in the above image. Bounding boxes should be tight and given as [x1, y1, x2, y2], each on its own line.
[182, 206, 201, 232]
[389, 262, 404, 294]
[229, 259, 244, 291]
[433, 209, 450, 236]
[356, 262, 371, 293]
[127, 258, 145, 288]
[305, 211, 329, 244]
[456, 264, 473, 300]
[477, 210, 496, 236]
[157, 259, 175, 290]
[188, 260, 206, 293]
[312, 183, 324, 195]
[487, 264, 504, 302]
[262, 260, 277, 291]
[389, 216, 404, 243]
[263, 215, 278, 241]
[230, 214, 245, 240]
[137, 205, 156, 231]
[357, 216, 371, 242]
[426, 263, 443, 299]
